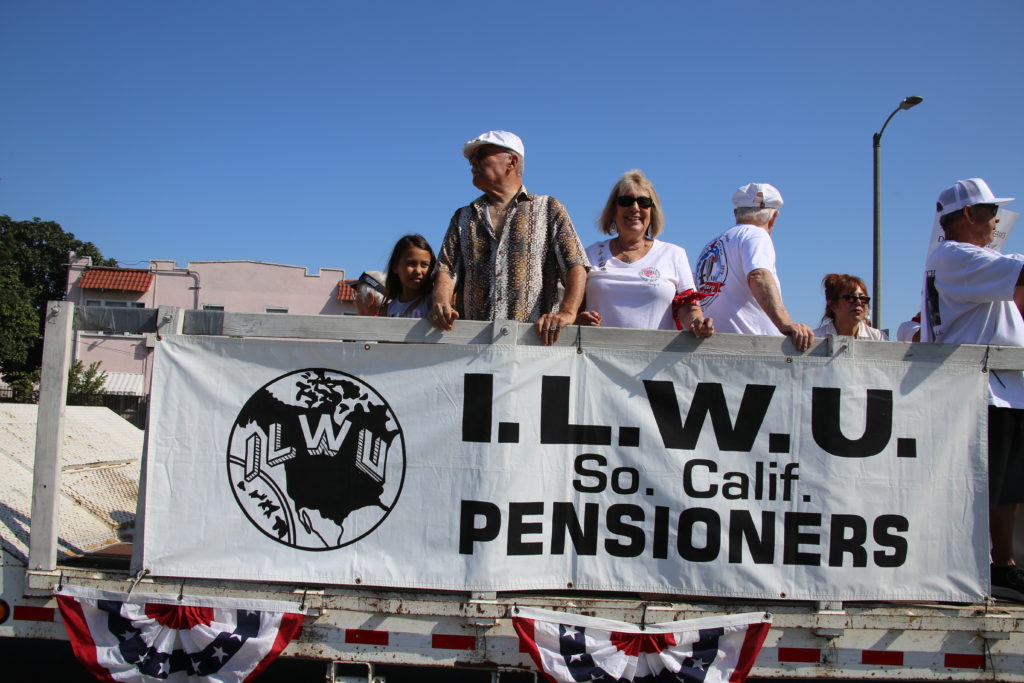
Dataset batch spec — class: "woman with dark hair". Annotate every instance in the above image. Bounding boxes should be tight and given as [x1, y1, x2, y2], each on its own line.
[814, 273, 887, 339]
[383, 234, 436, 319]
[578, 170, 713, 335]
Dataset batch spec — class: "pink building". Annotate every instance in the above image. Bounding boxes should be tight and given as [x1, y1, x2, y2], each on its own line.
[65, 255, 359, 394]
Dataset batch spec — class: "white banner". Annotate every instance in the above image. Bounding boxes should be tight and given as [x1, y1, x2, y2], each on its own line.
[141, 336, 989, 601]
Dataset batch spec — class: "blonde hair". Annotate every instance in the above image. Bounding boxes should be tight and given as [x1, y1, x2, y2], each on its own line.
[598, 170, 665, 238]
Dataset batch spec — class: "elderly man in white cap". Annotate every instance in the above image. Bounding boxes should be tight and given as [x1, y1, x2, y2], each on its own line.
[429, 130, 589, 345]
[694, 183, 813, 350]
[921, 178, 1024, 602]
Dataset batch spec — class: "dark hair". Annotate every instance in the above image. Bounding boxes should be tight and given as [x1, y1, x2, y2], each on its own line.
[821, 273, 868, 323]
[384, 233, 436, 303]
[939, 208, 963, 230]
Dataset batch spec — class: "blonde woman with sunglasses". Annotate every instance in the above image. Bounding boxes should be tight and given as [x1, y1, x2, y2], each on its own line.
[577, 170, 713, 336]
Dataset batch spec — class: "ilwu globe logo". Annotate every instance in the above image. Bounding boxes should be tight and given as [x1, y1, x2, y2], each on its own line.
[226, 368, 405, 550]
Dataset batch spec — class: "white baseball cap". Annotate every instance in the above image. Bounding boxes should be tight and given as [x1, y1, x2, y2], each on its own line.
[356, 270, 386, 296]
[463, 130, 525, 159]
[936, 178, 1014, 217]
[732, 182, 783, 209]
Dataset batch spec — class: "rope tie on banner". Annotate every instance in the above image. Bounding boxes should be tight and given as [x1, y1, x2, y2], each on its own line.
[299, 588, 308, 612]
[639, 603, 648, 631]
[983, 346, 1008, 387]
[576, 325, 583, 354]
[57, 571, 65, 592]
[512, 602, 519, 615]
[177, 579, 186, 602]
[126, 569, 150, 599]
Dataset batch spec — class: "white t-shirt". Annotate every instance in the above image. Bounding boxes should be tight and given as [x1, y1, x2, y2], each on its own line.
[694, 224, 780, 336]
[386, 296, 429, 319]
[584, 239, 697, 330]
[813, 319, 888, 340]
[921, 240, 1024, 407]
[895, 320, 920, 342]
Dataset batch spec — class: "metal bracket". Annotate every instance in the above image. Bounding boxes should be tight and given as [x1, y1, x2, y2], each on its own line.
[328, 661, 383, 683]
[826, 335, 851, 358]
[814, 628, 844, 640]
[980, 631, 1011, 641]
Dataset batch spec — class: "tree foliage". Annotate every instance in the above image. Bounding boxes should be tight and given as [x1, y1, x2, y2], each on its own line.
[67, 360, 108, 406]
[4, 360, 108, 405]
[0, 215, 116, 375]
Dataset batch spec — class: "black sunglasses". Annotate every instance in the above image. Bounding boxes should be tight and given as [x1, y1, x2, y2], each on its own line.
[971, 203, 999, 216]
[616, 195, 654, 209]
[841, 294, 870, 305]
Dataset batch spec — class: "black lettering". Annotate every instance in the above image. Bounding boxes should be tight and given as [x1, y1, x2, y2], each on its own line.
[873, 515, 909, 567]
[728, 510, 775, 564]
[677, 508, 721, 562]
[683, 459, 717, 498]
[462, 374, 493, 443]
[605, 504, 646, 557]
[653, 505, 670, 559]
[507, 502, 544, 555]
[573, 454, 607, 493]
[721, 472, 748, 500]
[459, 500, 500, 554]
[611, 467, 639, 494]
[811, 387, 892, 457]
[828, 514, 868, 567]
[643, 381, 775, 451]
[783, 512, 822, 566]
[540, 376, 612, 445]
[551, 502, 598, 555]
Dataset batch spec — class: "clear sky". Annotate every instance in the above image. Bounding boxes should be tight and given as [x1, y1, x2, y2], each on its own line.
[3, 1, 1023, 331]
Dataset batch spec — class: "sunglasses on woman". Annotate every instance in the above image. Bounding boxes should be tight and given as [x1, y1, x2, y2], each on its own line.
[616, 195, 654, 209]
[841, 294, 870, 305]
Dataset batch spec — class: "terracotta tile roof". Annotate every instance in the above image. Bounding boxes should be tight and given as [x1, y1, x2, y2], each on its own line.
[77, 268, 154, 293]
[338, 280, 357, 302]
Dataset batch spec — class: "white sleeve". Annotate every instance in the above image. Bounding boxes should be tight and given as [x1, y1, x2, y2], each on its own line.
[937, 246, 1023, 303]
[738, 229, 776, 276]
[670, 244, 696, 292]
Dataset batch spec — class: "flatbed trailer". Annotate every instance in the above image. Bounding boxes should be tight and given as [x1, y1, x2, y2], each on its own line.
[3, 303, 1024, 681]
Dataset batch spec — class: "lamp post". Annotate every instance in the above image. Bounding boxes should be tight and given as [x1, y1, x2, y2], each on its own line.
[872, 95, 923, 330]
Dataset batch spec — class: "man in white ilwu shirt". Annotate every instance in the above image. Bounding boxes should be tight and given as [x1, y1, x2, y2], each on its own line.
[694, 183, 813, 350]
[922, 178, 1024, 602]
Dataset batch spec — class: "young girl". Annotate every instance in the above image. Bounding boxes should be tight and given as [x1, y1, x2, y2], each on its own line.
[383, 234, 435, 319]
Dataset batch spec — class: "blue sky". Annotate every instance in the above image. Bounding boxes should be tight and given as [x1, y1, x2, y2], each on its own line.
[3, 1, 1023, 331]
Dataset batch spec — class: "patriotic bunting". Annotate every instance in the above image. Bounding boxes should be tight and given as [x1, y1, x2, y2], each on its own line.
[513, 606, 770, 683]
[56, 586, 304, 682]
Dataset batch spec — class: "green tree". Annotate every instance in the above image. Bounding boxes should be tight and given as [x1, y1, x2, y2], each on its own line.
[67, 360, 108, 406]
[5, 360, 108, 405]
[0, 269, 38, 373]
[0, 215, 116, 376]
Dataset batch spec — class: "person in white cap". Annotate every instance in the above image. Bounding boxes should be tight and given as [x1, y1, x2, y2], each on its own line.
[921, 178, 1023, 602]
[430, 130, 589, 345]
[693, 183, 813, 350]
[353, 270, 386, 317]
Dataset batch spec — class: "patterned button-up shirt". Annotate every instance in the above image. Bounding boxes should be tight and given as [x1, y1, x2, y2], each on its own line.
[436, 187, 589, 323]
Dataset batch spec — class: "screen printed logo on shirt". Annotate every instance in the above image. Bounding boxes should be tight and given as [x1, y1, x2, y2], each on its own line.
[695, 238, 728, 306]
[639, 266, 660, 284]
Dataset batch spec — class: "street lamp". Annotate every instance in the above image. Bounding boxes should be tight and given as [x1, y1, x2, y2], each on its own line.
[872, 95, 923, 330]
